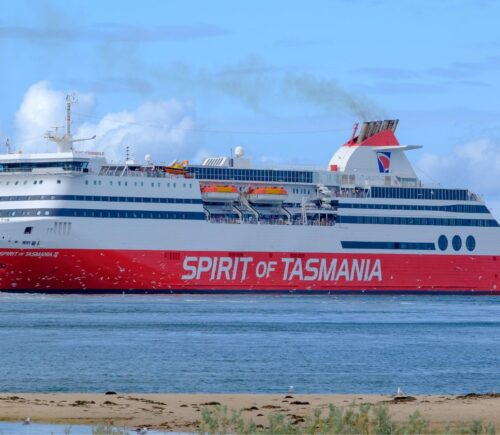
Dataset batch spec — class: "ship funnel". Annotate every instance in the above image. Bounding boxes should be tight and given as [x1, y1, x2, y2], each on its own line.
[357, 119, 399, 143]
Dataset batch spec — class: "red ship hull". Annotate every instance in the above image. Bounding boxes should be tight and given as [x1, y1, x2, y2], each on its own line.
[1, 248, 499, 294]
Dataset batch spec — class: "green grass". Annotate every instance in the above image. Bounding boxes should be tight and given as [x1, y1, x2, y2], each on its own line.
[197, 403, 496, 435]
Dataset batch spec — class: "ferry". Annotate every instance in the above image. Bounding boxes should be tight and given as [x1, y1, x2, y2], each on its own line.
[0, 99, 499, 294]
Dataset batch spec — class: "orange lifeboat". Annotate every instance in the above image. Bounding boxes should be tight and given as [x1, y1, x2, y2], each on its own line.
[201, 185, 239, 202]
[163, 160, 190, 176]
[247, 186, 288, 204]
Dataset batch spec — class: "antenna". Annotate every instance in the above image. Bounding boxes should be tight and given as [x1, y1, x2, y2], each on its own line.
[5, 138, 11, 154]
[66, 93, 77, 136]
[126, 146, 130, 161]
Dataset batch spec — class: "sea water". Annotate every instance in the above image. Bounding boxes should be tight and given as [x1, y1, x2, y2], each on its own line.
[0, 294, 499, 394]
[0, 421, 175, 434]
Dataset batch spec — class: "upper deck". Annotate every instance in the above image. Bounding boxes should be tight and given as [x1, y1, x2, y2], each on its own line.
[0, 121, 481, 208]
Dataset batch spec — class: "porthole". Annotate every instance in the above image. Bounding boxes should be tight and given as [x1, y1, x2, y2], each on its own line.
[466, 235, 476, 252]
[57, 180, 61, 184]
[452, 235, 462, 251]
[438, 235, 448, 251]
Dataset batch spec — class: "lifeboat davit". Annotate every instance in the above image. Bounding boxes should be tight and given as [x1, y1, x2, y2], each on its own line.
[247, 186, 288, 204]
[201, 185, 239, 202]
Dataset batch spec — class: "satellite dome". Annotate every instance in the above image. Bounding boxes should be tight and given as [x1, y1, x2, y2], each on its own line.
[234, 146, 245, 158]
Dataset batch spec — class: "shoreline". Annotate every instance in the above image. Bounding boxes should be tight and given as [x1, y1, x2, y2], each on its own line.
[1, 393, 500, 432]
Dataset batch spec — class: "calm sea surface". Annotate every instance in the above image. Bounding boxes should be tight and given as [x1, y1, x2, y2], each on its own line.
[0, 294, 499, 394]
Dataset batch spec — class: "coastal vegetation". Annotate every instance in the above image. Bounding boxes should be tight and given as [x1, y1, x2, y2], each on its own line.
[197, 403, 496, 435]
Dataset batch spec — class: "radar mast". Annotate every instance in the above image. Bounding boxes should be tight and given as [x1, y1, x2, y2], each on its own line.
[45, 94, 96, 152]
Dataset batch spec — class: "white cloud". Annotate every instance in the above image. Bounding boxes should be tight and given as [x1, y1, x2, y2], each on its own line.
[76, 100, 196, 163]
[418, 139, 500, 195]
[14, 81, 198, 164]
[417, 139, 500, 219]
[15, 81, 94, 152]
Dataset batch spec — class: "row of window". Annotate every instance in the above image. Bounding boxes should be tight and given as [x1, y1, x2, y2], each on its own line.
[85, 179, 193, 189]
[338, 215, 498, 227]
[371, 186, 472, 201]
[0, 208, 206, 220]
[187, 166, 314, 184]
[0, 179, 48, 186]
[438, 235, 476, 252]
[341, 241, 435, 250]
[0, 161, 88, 172]
[338, 203, 490, 214]
[0, 179, 192, 189]
[291, 188, 312, 195]
[0, 195, 202, 204]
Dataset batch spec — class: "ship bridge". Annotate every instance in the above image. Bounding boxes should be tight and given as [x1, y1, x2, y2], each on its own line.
[0, 151, 105, 175]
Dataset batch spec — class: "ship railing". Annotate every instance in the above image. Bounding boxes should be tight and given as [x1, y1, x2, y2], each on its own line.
[208, 216, 241, 224]
[290, 215, 335, 226]
[206, 214, 335, 226]
[97, 166, 186, 178]
[333, 187, 370, 199]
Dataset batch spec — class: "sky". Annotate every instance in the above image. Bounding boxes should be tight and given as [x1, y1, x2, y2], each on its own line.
[1, 0, 500, 214]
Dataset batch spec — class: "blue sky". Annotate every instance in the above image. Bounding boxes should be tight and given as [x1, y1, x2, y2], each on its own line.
[1, 0, 500, 211]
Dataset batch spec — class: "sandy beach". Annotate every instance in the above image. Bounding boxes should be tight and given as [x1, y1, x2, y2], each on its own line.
[0, 393, 499, 432]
